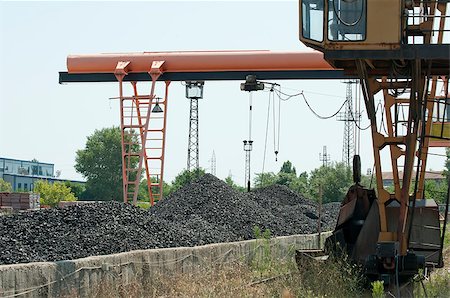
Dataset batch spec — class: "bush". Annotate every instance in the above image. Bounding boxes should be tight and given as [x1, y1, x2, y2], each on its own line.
[0, 178, 12, 192]
[34, 180, 76, 207]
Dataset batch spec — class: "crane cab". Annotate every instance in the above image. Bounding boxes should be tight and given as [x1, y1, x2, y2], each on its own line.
[430, 95, 450, 147]
[300, 0, 403, 51]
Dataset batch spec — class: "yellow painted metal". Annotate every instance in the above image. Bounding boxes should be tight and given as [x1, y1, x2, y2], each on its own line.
[299, 0, 402, 50]
[378, 232, 397, 242]
[430, 122, 450, 140]
[327, 0, 402, 50]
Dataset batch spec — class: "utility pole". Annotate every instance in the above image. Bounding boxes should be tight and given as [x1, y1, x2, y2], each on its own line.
[319, 146, 330, 167]
[210, 150, 216, 176]
[243, 140, 253, 191]
[337, 81, 357, 167]
[318, 184, 322, 247]
[185, 81, 204, 172]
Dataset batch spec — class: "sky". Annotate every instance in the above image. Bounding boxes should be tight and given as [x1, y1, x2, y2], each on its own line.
[0, 0, 447, 185]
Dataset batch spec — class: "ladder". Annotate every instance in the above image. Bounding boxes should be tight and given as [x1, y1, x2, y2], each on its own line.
[115, 61, 169, 205]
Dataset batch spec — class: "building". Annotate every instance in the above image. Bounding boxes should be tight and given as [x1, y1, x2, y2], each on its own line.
[382, 171, 446, 187]
[0, 157, 84, 191]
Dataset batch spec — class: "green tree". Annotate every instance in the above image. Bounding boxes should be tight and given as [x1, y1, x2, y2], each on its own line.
[254, 172, 277, 188]
[138, 178, 172, 201]
[169, 168, 206, 194]
[254, 163, 308, 196]
[275, 172, 297, 187]
[288, 171, 309, 195]
[361, 173, 375, 189]
[75, 126, 139, 201]
[444, 147, 450, 179]
[424, 179, 447, 203]
[279, 160, 296, 175]
[308, 162, 353, 203]
[64, 181, 86, 199]
[224, 175, 246, 192]
[34, 180, 76, 207]
[0, 178, 12, 192]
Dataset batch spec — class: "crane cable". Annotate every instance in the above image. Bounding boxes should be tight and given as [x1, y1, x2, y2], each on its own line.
[249, 91, 253, 141]
[274, 87, 281, 161]
[277, 90, 281, 161]
[273, 87, 348, 119]
[262, 86, 283, 173]
[276, 85, 376, 132]
[262, 89, 272, 173]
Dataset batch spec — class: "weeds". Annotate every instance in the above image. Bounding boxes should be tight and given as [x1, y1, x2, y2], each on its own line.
[63, 228, 366, 297]
[296, 251, 365, 297]
[371, 280, 385, 298]
[414, 269, 450, 298]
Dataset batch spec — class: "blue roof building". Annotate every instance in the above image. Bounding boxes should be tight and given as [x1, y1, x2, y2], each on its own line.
[0, 157, 84, 191]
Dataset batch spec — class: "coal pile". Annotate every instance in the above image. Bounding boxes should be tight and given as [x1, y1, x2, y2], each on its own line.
[0, 202, 187, 265]
[0, 174, 339, 265]
[249, 185, 339, 233]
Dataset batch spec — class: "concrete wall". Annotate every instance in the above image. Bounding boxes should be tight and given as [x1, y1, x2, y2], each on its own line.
[0, 232, 331, 297]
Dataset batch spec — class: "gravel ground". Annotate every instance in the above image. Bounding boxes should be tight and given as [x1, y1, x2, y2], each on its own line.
[0, 174, 340, 265]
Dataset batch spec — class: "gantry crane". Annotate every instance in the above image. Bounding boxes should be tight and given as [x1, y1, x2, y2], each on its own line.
[60, 0, 449, 288]
[300, 0, 449, 287]
[60, 51, 342, 205]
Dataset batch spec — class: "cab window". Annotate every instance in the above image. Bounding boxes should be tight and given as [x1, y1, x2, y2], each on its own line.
[328, 0, 366, 41]
[302, 0, 324, 42]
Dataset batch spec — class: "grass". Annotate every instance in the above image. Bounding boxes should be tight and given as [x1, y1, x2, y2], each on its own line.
[414, 269, 450, 298]
[136, 201, 151, 209]
[69, 258, 364, 298]
[64, 230, 365, 298]
[413, 224, 450, 298]
[443, 224, 450, 248]
[62, 226, 450, 297]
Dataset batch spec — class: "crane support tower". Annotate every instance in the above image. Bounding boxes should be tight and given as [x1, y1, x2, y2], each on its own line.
[185, 81, 205, 172]
[300, 0, 449, 287]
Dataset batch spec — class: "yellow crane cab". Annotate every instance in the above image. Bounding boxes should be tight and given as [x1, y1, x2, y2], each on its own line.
[299, 0, 448, 74]
[300, 0, 402, 51]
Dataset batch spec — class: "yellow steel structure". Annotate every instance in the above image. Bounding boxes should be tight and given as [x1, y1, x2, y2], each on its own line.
[300, 0, 449, 285]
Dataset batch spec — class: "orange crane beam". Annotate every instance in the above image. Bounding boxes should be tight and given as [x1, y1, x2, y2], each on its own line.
[60, 50, 353, 83]
[67, 50, 334, 73]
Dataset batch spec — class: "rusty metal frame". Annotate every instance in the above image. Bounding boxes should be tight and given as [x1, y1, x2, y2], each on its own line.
[356, 60, 439, 254]
[114, 61, 166, 205]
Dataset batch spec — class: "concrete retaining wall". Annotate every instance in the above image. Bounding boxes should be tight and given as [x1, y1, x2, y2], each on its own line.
[0, 232, 331, 297]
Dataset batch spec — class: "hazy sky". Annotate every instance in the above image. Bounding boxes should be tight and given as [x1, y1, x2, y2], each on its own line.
[0, 1, 447, 185]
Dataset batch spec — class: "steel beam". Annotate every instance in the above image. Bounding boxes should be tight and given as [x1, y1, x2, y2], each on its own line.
[59, 70, 355, 83]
